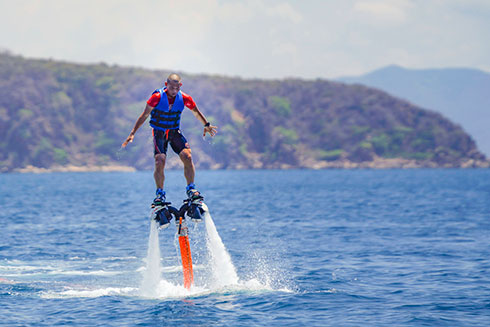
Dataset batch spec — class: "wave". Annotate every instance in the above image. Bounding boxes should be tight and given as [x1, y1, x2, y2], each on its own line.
[40, 287, 138, 299]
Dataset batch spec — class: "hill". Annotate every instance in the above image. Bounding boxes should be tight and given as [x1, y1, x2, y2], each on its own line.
[0, 53, 488, 172]
[338, 65, 490, 157]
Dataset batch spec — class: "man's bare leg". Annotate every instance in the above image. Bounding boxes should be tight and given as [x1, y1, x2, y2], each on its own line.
[154, 153, 166, 190]
[179, 149, 195, 186]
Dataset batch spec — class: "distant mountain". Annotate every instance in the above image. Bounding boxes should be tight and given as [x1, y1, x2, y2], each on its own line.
[338, 65, 490, 156]
[0, 53, 487, 172]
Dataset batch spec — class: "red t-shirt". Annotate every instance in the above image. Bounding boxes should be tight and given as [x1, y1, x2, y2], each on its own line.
[147, 89, 196, 110]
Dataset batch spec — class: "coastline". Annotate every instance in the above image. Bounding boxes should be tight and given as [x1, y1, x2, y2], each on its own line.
[301, 157, 490, 169]
[7, 158, 490, 173]
[12, 164, 136, 173]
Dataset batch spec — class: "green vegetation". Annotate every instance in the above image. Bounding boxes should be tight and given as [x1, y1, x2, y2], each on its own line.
[273, 126, 298, 145]
[317, 149, 343, 161]
[0, 52, 485, 171]
[18, 108, 34, 119]
[268, 96, 292, 117]
[53, 148, 68, 164]
[94, 131, 116, 153]
[351, 125, 370, 136]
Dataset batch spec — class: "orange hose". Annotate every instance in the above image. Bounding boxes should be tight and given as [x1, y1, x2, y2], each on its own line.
[179, 235, 193, 289]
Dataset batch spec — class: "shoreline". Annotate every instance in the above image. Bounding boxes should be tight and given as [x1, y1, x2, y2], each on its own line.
[12, 165, 137, 173]
[6, 159, 490, 173]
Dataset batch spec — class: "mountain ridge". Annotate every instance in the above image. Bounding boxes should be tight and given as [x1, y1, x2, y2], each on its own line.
[0, 53, 488, 172]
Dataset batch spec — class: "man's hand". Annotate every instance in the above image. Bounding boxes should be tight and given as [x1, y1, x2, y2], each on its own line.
[122, 104, 153, 148]
[204, 125, 218, 137]
[122, 133, 135, 147]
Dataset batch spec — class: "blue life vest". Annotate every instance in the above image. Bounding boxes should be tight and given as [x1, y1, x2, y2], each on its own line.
[149, 88, 185, 131]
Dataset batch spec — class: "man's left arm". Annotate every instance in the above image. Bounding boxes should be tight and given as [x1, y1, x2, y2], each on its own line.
[190, 106, 218, 137]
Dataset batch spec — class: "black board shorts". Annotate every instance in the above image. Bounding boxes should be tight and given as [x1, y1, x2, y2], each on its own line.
[152, 129, 190, 156]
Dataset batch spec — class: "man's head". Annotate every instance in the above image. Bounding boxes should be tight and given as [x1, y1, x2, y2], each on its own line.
[165, 73, 182, 97]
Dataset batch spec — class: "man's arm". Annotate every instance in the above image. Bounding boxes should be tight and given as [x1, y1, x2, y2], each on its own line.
[190, 106, 218, 137]
[122, 104, 154, 147]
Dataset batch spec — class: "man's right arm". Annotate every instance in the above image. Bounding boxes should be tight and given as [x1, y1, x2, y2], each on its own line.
[122, 104, 154, 147]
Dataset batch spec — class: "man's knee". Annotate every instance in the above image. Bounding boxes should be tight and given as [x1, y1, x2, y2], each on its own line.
[155, 154, 166, 168]
[180, 149, 192, 163]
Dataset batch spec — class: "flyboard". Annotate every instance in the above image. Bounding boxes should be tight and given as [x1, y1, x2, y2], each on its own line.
[150, 195, 207, 289]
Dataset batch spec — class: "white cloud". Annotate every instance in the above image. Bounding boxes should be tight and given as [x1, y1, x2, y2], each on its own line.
[264, 2, 303, 24]
[353, 0, 414, 24]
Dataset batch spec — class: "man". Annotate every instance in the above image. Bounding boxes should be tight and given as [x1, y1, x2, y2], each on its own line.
[122, 73, 217, 208]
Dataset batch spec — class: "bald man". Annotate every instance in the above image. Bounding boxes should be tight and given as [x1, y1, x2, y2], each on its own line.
[122, 73, 217, 210]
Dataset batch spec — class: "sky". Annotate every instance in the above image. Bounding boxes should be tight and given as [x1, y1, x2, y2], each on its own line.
[1, 0, 489, 79]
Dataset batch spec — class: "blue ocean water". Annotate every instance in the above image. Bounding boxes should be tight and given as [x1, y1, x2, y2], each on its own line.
[0, 169, 489, 326]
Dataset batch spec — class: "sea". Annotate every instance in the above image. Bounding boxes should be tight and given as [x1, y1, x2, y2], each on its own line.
[0, 169, 489, 326]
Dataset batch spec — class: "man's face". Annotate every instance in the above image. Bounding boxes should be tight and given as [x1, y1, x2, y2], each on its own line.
[166, 80, 181, 97]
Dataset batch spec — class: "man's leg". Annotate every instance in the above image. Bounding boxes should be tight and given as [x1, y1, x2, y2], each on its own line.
[153, 153, 170, 226]
[154, 153, 166, 189]
[171, 130, 200, 200]
[179, 149, 194, 186]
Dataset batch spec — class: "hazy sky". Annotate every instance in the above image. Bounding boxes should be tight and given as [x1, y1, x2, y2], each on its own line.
[1, 0, 489, 79]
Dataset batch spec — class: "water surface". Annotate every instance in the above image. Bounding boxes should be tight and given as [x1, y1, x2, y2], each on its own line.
[1, 169, 489, 326]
